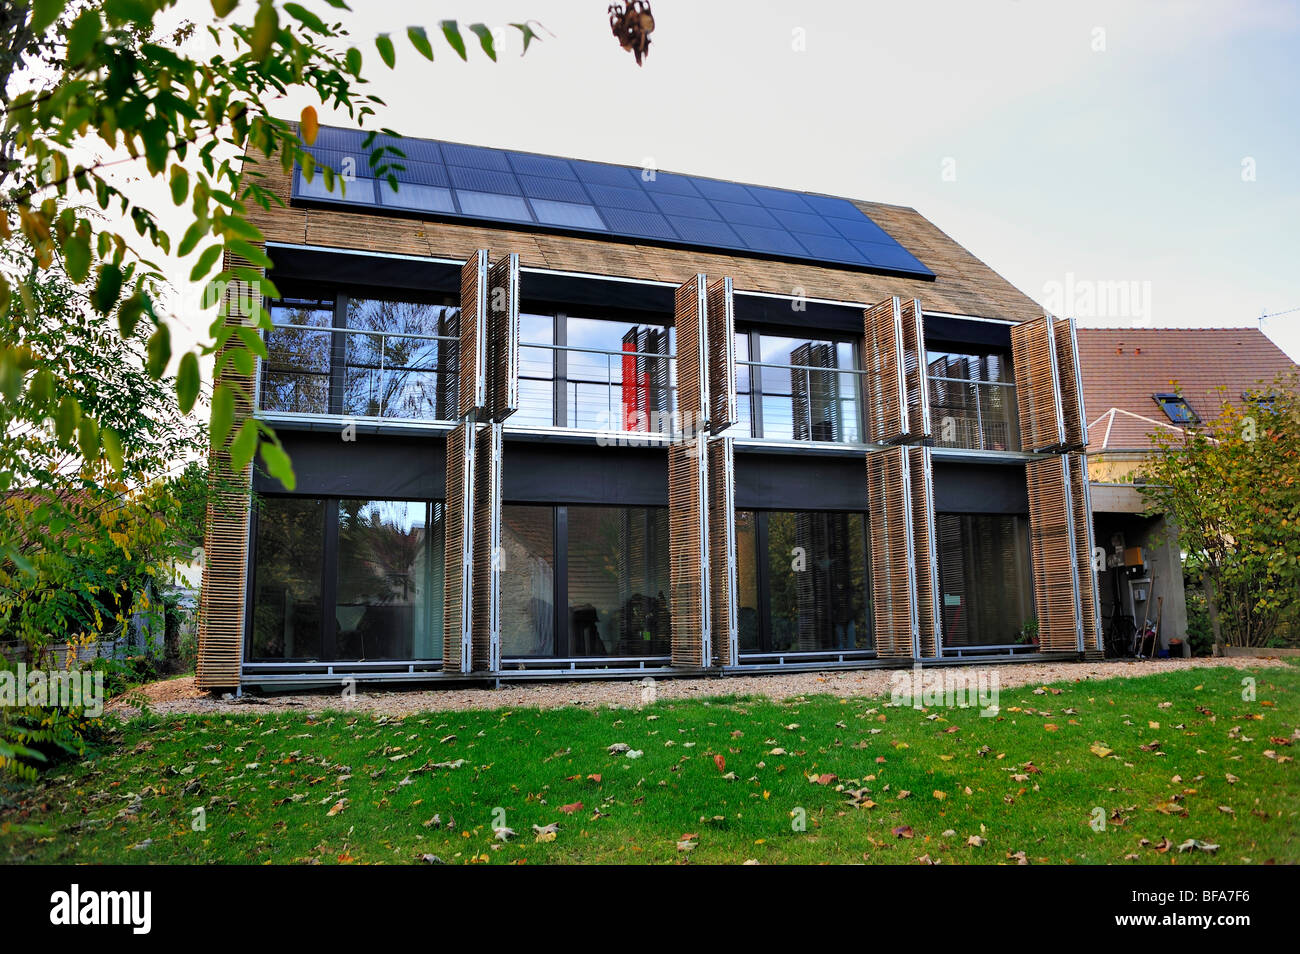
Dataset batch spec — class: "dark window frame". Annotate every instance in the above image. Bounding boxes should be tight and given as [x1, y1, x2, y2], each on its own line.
[738, 326, 865, 442]
[1153, 392, 1199, 425]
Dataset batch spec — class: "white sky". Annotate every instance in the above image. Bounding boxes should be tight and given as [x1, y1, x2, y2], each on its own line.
[136, 0, 1300, 367]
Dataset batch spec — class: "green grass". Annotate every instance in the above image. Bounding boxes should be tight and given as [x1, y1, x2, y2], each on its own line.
[2, 664, 1297, 864]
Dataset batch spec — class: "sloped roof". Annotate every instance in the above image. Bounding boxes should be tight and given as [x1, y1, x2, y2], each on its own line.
[1077, 328, 1296, 451]
[246, 136, 1045, 322]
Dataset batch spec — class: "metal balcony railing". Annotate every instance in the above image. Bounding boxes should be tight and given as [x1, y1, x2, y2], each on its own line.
[737, 359, 866, 444]
[515, 340, 679, 434]
[928, 376, 1020, 451]
[258, 323, 460, 423]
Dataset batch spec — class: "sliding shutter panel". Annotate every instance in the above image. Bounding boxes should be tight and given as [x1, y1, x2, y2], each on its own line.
[863, 297, 907, 443]
[1069, 452, 1103, 656]
[1011, 316, 1066, 451]
[899, 298, 932, 441]
[668, 438, 711, 667]
[708, 437, 738, 667]
[676, 274, 709, 435]
[196, 249, 259, 690]
[1053, 316, 1088, 450]
[909, 446, 942, 659]
[459, 250, 489, 419]
[472, 423, 502, 671]
[1026, 455, 1083, 653]
[866, 446, 917, 658]
[486, 253, 520, 423]
[443, 420, 476, 672]
[706, 277, 737, 433]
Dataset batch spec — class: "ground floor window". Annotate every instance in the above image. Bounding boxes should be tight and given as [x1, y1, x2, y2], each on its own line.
[736, 510, 871, 654]
[936, 513, 1033, 647]
[500, 504, 670, 659]
[249, 495, 444, 662]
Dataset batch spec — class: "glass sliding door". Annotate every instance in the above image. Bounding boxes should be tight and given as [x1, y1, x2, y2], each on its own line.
[250, 497, 327, 660]
[936, 513, 1033, 647]
[500, 505, 556, 656]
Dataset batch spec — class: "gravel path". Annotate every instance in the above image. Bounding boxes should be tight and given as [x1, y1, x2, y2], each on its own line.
[107, 656, 1290, 719]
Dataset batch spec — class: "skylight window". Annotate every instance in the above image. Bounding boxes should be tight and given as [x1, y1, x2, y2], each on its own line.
[1242, 390, 1277, 412]
[1153, 393, 1199, 424]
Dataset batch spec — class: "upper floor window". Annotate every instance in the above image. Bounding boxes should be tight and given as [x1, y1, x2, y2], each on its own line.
[259, 291, 459, 422]
[1153, 392, 1198, 425]
[927, 349, 1019, 451]
[738, 331, 861, 443]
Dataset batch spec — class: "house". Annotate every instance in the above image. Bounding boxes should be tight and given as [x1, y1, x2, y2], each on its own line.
[1077, 328, 1297, 655]
[195, 126, 1102, 689]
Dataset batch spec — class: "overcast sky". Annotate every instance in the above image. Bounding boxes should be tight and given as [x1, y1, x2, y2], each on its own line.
[147, 0, 1300, 363]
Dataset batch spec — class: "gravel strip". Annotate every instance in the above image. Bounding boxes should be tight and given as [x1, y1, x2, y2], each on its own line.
[107, 656, 1290, 720]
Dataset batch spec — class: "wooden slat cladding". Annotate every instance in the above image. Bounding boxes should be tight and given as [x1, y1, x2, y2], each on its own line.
[459, 250, 489, 418]
[668, 438, 711, 667]
[472, 423, 502, 671]
[1053, 316, 1088, 450]
[674, 275, 709, 435]
[898, 298, 932, 440]
[1026, 455, 1083, 653]
[487, 254, 520, 422]
[250, 151, 1046, 323]
[442, 420, 476, 672]
[196, 250, 259, 690]
[707, 437, 738, 667]
[1069, 452, 1103, 657]
[866, 446, 917, 657]
[863, 297, 906, 443]
[705, 277, 737, 433]
[1011, 316, 1066, 451]
[909, 446, 942, 659]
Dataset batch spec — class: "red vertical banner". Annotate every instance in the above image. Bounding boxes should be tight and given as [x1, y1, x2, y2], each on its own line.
[622, 338, 638, 430]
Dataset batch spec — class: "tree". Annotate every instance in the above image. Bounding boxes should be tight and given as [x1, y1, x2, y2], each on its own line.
[1138, 373, 1300, 651]
[0, 1, 542, 507]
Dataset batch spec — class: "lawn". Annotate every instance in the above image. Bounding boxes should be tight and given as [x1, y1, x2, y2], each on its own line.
[2, 664, 1296, 864]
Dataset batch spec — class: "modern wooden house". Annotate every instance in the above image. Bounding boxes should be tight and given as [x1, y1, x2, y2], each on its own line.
[196, 126, 1101, 690]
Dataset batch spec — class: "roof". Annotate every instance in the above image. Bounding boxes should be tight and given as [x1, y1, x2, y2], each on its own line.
[1077, 328, 1297, 452]
[245, 129, 1045, 322]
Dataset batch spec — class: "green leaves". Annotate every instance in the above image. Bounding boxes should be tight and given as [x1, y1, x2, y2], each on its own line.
[441, 21, 468, 60]
[375, 32, 396, 68]
[102, 426, 124, 473]
[92, 263, 123, 314]
[468, 24, 497, 61]
[283, 2, 326, 33]
[211, 0, 239, 17]
[230, 419, 259, 472]
[30, 0, 67, 34]
[177, 352, 201, 413]
[146, 324, 171, 378]
[407, 26, 434, 61]
[511, 22, 543, 54]
[250, 0, 279, 60]
[169, 165, 189, 205]
[190, 244, 223, 282]
[55, 395, 80, 445]
[64, 231, 91, 282]
[117, 292, 146, 340]
[211, 383, 235, 449]
[259, 439, 296, 490]
[345, 46, 363, 75]
[76, 415, 100, 464]
[66, 9, 101, 66]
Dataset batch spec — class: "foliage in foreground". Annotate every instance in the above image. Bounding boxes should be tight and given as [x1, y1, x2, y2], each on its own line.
[2, 665, 1296, 864]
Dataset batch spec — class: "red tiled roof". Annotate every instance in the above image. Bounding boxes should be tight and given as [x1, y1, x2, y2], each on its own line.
[1076, 328, 1296, 451]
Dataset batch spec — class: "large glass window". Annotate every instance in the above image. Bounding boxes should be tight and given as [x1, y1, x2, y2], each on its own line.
[261, 298, 334, 414]
[248, 495, 444, 662]
[740, 332, 860, 443]
[567, 506, 671, 657]
[500, 506, 556, 656]
[927, 349, 1019, 451]
[936, 513, 1033, 646]
[515, 314, 556, 428]
[565, 316, 673, 432]
[764, 510, 870, 651]
[344, 299, 458, 420]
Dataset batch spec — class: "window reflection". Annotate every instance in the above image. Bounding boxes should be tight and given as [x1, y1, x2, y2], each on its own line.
[500, 506, 556, 655]
[927, 350, 1019, 451]
[937, 513, 1032, 646]
[765, 510, 869, 651]
[261, 298, 334, 414]
[250, 497, 326, 660]
[345, 299, 458, 421]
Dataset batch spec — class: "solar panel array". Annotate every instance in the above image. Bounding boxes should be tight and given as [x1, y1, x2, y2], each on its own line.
[294, 127, 934, 278]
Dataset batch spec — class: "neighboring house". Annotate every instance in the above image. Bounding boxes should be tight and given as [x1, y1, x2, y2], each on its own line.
[195, 126, 1103, 690]
[1077, 328, 1297, 654]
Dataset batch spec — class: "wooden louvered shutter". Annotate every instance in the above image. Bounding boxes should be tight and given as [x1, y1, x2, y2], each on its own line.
[1026, 455, 1083, 653]
[676, 274, 709, 435]
[909, 446, 942, 659]
[866, 446, 917, 657]
[708, 437, 738, 667]
[196, 250, 259, 690]
[443, 420, 476, 672]
[1053, 316, 1088, 450]
[459, 250, 489, 419]
[472, 423, 502, 671]
[1011, 316, 1066, 451]
[487, 253, 520, 422]
[1069, 452, 1103, 656]
[863, 296, 930, 443]
[706, 277, 736, 433]
[668, 438, 710, 667]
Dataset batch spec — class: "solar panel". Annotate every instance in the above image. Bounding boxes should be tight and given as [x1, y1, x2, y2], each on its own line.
[293, 127, 933, 277]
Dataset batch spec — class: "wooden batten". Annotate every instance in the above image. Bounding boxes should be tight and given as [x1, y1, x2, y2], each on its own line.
[459, 250, 489, 419]
[909, 446, 942, 658]
[675, 274, 709, 435]
[862, 296, 929, 444]
[1053, 316, 1088, 450]
[471, 422, 502, 671]
[487, 253, 520, 423]
[668, 438, 710, 667]
[1011, 315, 1066, 451]
[707, 437, 738, 667]
[196, 250, 260, 690]
[442, 420, 476, 672]
[866, 446, 917, 658]
[1026, 455, 1083, 653]
[1069, 452, 1103, 657]
[706, 277, 737, 433]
